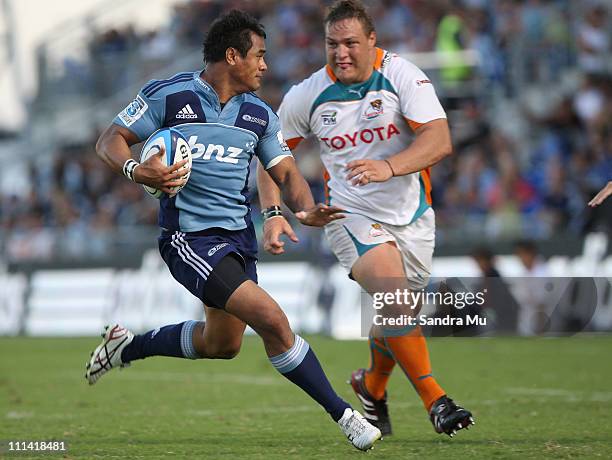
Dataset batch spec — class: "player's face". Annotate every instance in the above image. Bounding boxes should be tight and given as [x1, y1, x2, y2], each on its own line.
[325, 18, 376, 85]
[234, 32, 267, 92]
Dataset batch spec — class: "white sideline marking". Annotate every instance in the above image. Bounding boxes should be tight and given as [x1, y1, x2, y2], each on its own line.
[6, 411, 34, 419]
[506, 387, 612, 402]
[7, 386, 611, 422]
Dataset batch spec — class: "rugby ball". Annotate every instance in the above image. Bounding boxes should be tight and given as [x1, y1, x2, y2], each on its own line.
[140, 128, 192, 198]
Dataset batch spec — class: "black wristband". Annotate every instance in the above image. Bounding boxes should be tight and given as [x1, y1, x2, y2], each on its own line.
[122, 159, 140, 182]
[262, 205, 283, 220]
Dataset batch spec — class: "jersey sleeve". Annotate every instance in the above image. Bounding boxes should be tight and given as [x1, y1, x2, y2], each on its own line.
[112, 82, 165, 141]
[255, 112, 294, 170]
[278, 84, 311, 142]
[389, 57, 446, 127]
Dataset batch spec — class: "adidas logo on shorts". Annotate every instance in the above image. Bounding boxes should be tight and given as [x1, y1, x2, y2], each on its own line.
[176, 104, 198, 119]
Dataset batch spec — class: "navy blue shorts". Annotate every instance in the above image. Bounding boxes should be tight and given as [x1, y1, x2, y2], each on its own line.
[158, 226, 258, 306]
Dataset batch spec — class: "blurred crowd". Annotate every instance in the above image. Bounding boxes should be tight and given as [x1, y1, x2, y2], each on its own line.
[0, 145, 159, 261]
[1, 0, 611, 262]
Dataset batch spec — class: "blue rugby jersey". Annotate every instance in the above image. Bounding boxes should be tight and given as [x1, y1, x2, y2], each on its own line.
[114, 71, 292, 232]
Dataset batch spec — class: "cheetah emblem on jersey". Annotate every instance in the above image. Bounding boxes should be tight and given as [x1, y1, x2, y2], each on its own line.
[364, 99, 384, 120]
[369, 223, 389, 238]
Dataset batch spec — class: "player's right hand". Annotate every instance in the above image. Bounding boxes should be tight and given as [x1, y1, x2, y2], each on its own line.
[588, 181, 612, 207]
[133, 146, 190, 195]
[263, 216, 298, 255]
[295, 203, 345, 227]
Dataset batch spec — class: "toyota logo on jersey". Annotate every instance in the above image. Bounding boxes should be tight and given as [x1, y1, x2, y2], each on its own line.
[320, 123, 400, 150]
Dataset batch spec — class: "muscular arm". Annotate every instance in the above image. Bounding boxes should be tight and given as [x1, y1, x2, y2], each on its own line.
[95, 123, 140, 175]
[95, 123, 188, 193]
[258, 151, 342, 253]
[257, 160, 284, 209]
[262, 157, 314, 213]
[345, 118, 452, 185]
[386, 118, 452, 175]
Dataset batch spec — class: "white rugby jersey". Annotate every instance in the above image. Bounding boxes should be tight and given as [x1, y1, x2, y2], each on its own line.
[279, 48, 446, 225]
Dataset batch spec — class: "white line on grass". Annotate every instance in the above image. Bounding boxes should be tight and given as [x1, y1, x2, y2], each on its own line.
[7, 387, 610, 422]
[506, 387, 612, 402]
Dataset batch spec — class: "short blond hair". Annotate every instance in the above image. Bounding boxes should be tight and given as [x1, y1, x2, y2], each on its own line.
[325, 0, 375, 35]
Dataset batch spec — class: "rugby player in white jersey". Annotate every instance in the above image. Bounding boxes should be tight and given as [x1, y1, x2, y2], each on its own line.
[257, 0, 474, 438]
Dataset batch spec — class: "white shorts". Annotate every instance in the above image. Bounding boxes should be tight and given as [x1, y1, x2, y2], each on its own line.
[324, 208, 435, 290]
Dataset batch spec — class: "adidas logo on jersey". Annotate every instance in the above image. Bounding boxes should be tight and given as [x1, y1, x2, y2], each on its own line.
[176, 104, 198, 119]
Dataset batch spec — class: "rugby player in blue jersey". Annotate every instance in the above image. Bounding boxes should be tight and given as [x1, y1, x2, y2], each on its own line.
[86, 10, 381, 451]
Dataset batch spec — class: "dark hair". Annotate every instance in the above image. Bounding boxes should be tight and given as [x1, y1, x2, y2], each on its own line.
[324, 0, 375, 35]
[203, 10, 266, 64]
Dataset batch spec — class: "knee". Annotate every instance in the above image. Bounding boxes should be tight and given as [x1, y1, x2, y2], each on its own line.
[257, 309, 293, 349]
[207, 341, 242, 360]
[261, 309, 290, 336]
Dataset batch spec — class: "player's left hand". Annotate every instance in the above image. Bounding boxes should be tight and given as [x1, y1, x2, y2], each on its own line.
[345, 159, 394, 186]
[295, 203, 345, 227]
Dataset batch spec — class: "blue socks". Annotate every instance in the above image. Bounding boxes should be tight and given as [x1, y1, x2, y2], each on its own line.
[269, 335, 351, 422]
[121, 320, 201, 363]
[120, 325, 350, 422]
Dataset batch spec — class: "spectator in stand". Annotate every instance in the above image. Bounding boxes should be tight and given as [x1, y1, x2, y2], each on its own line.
[576, 4, 610, 75]
[513, 240, 550, 336]
[471, 246, 519, 334]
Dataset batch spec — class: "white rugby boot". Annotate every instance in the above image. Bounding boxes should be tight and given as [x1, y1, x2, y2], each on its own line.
[338, 408, 382, 451]
[85, 324, 134, 385]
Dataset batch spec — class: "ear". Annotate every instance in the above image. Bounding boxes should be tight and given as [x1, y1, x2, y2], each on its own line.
[226, 47, 238, 65]
[368, 31, 377, 48]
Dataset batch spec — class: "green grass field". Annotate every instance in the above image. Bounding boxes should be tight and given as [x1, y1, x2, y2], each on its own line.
[1, 335, 611, 459]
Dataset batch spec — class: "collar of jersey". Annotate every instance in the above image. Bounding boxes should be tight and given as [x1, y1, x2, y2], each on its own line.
[193, 70, 222, 108]
[333, 69, 377, 92]
[193, 70, 248, 112]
